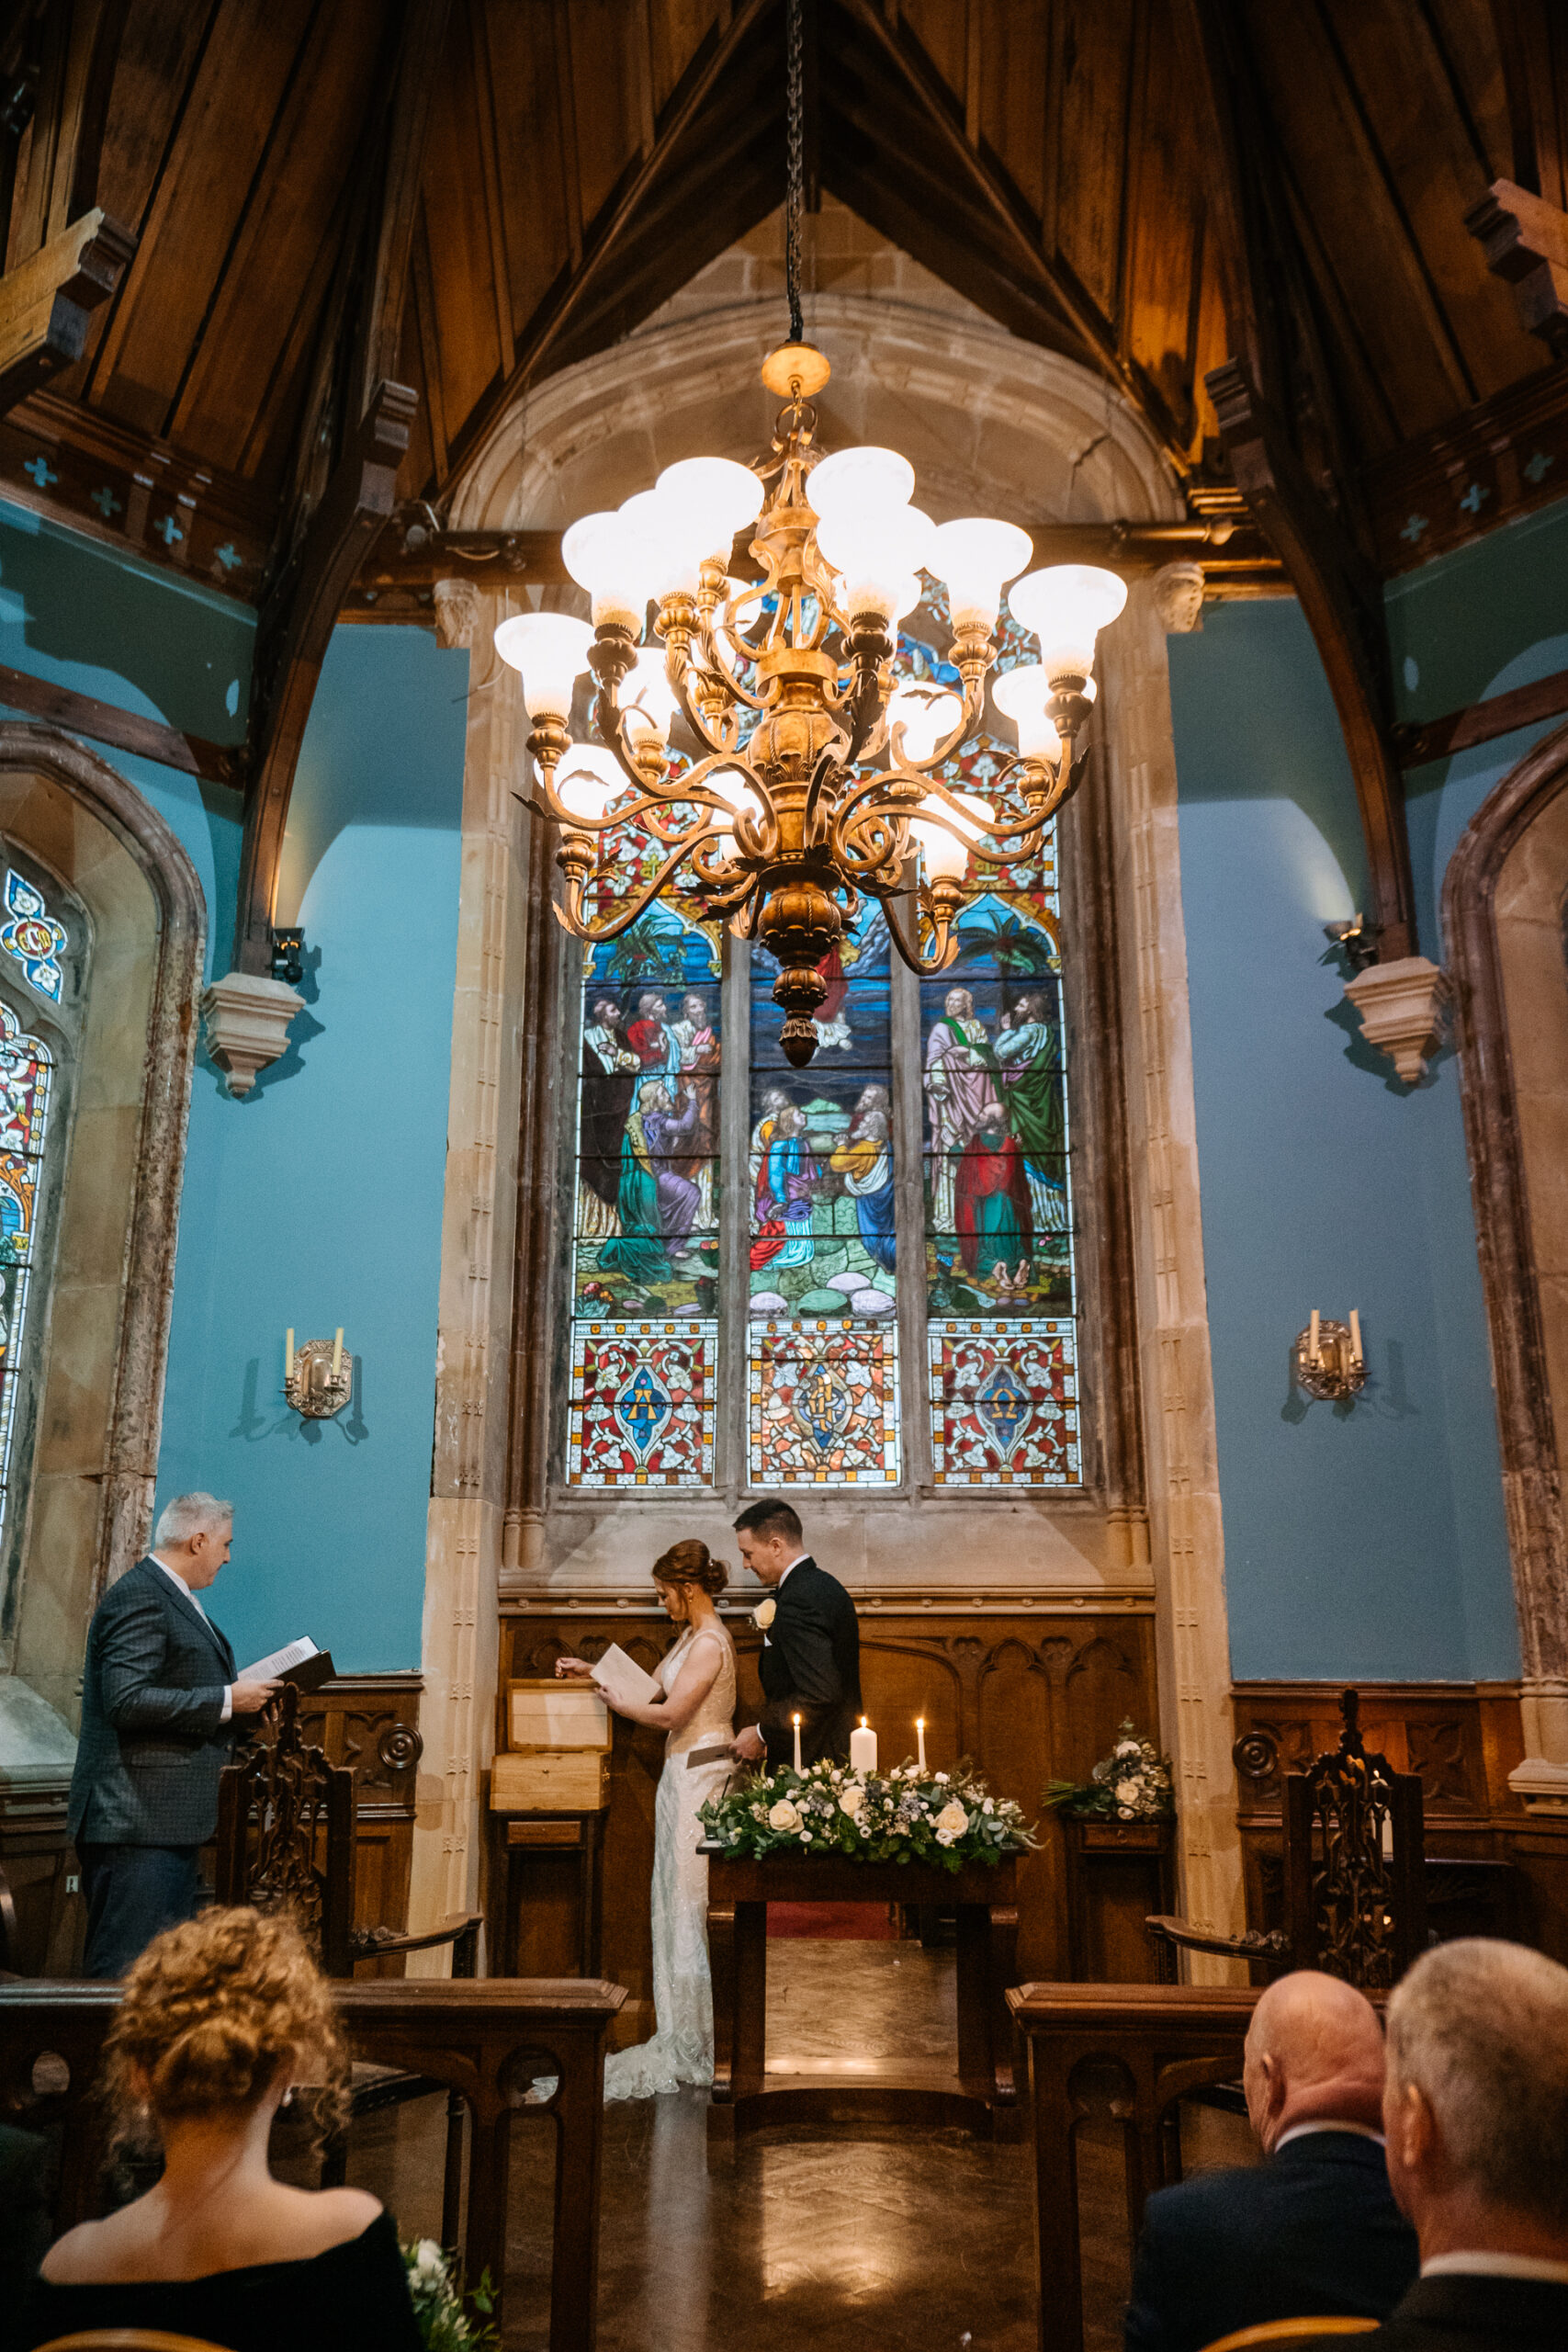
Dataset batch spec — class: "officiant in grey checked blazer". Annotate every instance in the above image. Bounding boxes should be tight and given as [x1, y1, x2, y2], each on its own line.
[68, 1493, 280, 1977]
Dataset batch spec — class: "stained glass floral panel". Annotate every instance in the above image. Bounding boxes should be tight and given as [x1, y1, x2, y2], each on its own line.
[0, 867, 67, 1003]
[0, 1001, 52, 1537]
[568, 1320, 716, 1487]
[749, 1318, 899, 1485]
[928, 1318, 1080, 1485]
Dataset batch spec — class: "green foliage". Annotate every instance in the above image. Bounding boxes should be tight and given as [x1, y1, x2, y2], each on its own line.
[700, 1756, 1033, 1875]
[1042, 1718, 1175, 1821]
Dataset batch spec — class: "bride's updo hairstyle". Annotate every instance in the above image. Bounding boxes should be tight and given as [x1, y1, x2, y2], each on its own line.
[651, 1538, 728, 1598]
[103, 1905, 350, 2143]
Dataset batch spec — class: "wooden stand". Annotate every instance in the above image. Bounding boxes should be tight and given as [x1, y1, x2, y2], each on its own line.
[490, 1807, 605, 1978]
[1057, 1815, 1176, 1981]
[705, 1848, 1021, 2143]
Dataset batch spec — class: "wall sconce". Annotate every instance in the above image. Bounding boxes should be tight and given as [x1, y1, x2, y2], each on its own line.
[1293, 1308, 1367, 1401]
[269, 926, 305, 986]
[284, 1326, 351, 1418]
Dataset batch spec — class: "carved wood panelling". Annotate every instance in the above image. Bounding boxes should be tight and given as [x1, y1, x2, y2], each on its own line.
[298, 1677, 423, 1971]
[502, 1609, 1157, 2041]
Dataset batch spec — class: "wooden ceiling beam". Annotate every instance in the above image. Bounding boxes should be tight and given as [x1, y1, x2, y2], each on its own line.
[1208, 357, 1416, 964]
[0, 202, 132, 416]
[232, 378, 415, 973]
[358, 0, 452, 417]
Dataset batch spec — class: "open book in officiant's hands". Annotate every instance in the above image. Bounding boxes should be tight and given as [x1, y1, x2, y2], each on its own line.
[237, 1635, 336, 1694]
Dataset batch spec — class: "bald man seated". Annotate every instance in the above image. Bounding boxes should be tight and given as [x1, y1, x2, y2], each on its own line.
[1123, 1970, 1418, 2352]
[1297, 1939, 1568, 2352]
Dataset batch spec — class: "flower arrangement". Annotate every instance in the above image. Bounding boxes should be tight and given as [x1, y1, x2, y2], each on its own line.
[699, 1756, 1032, 1873]
[1043, 1719, 1175, 1822]
[401, 2239, 497, 2352]
[752, 1596, 776, 1631]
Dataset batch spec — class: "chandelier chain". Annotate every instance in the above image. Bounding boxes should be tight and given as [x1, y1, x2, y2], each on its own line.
[784, 0, 805, 345]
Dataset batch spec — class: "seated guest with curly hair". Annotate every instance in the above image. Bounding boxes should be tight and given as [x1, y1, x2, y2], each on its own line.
[1125, 1970, 1417, 2352]
[17, 1906, 421, 2352]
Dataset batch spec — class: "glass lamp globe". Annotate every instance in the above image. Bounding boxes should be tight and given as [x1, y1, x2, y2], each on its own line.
[816, 505, 935, 624]
[623, 649, 680, 748]
[887, 681, 963, 763]
[931, 518, 1034, 631]
[618, 489, 700, 599]
[991, 663, 1064, 762]
[561, 509, 657, 630]
[655, 457, 765, 567]
[910, 786, 991, 879]
[807, 446, 916, 521]
[493, 611, 593, 721]
[554, 742, 626, 822]
[1007, 563, 1127, 684]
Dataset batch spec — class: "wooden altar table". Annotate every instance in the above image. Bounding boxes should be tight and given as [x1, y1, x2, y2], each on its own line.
[704, 1846, 1020, 2141]
[0, 1974, 626, 2352]
[1007, 1980, 1259, 2352]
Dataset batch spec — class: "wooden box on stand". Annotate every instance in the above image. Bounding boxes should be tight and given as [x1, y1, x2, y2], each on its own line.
[490, 1680, 612, 1811]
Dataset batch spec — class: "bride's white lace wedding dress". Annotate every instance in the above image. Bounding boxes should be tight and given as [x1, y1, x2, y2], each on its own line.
[603, 1620, 737, 2102]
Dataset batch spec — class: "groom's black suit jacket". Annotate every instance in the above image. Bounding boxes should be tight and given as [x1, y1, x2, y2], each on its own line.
[755, 1557, 861, 1767]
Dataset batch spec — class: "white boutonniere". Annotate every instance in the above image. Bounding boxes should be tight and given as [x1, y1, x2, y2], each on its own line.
[753, 1596, 776, 1631]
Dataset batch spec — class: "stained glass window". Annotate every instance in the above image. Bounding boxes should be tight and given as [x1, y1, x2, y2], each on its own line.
[0, 1000, 53, 1541]
[0, 867, 68, 1002]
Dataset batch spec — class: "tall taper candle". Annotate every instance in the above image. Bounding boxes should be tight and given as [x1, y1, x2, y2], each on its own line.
[916, 1717, 927, 1772]
[1348, 1307, 1362, 1363]
[331, 1326, 344, 1381]
[792, 1712, 803, 1774]
[1308, 1308, 1320, 1367]
[850, 1716, 877, 1775]
[285, 1328, 295, 1383]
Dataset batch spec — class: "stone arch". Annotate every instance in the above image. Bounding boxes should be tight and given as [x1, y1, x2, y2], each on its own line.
[1444, 718, 1568, 1802]
[0, 722, 205, 1738]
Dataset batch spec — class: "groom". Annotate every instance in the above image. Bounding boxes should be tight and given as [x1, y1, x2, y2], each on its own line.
[728, 1499, 861, 1769]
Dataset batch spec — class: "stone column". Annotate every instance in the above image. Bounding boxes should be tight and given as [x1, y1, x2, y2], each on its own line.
[407, 595, 525, 1963]
[1101, 578, 1244, 1966]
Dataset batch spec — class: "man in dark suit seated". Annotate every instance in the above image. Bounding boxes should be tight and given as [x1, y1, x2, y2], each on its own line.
[727, 1498, 861, 1769]
[1124, 1969, 1418, 2352]
[68, 1493, 279, 1978]
[1297, 1938, 1568, 2352]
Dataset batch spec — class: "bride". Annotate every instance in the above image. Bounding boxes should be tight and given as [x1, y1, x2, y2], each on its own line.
[557, 1539, 736, 2099]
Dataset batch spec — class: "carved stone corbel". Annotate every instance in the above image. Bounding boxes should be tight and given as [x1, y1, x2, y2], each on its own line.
[200, 969, 304, 1097]
[433, 575, 480, 649]
[1343, 956, 1450, 1086]
[1152, 560, 1205, 634]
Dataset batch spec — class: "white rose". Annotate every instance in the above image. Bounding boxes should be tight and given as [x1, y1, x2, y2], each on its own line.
[935, 1771, 950, 1784]
[1115, 1740, 1140, 1758]
[933, 1800, 969, 1846]
[753, 1597, 776, 1631]
[1113, 1779, 1141, 1807]
[982, 1798, 994, 1815]
[840, 1783, 865, 1817]
[413, 2240, 446, 2280]
[768, 1798, 800, 1832]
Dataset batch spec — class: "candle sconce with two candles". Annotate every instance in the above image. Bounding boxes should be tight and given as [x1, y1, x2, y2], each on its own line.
[1292, 1308, 1367, 1402]
[284, 1326, 352, 1419]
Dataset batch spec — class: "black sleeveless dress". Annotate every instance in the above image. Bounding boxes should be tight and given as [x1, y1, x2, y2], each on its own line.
[13, 2208, 423, 2352]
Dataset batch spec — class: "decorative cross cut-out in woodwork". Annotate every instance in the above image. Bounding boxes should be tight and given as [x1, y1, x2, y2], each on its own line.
[22, 457, 56, 489]
[89, 486, 122, 519]
[1458, 481, 1490, 516]
[154, 514, 184, 547]
[1398, 514, 1429, 545]
[1523, 451, 1555, 486]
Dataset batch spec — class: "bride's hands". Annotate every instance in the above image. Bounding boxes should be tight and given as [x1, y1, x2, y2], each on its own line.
[555, 1657, 595, 1679]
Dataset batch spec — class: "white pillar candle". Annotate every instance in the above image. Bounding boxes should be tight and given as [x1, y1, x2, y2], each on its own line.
[793, 1712, 802, 1774]
[331, 1326, 344, 1380]
[916, 1717, 927, 1772]
[850, 1717, 877, 1776]
[285, 1328, 295, 1382]
[1348, 1307, 1362, 1363]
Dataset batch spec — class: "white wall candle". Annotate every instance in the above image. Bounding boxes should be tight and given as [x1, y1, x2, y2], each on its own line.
[850, 1717, 877, 1775]
[793, 1712, 802, 1773]
[916, 1717, 927, 1772]
[332, 1326, 344, 1380]
[285, 1328, 294, 1382]
[1348, 1307, 1362, 1363]
[1308, 1308, 1320, 1367]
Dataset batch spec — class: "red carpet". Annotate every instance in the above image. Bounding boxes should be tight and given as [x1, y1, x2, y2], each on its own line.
[765, 1902, 898, 1940]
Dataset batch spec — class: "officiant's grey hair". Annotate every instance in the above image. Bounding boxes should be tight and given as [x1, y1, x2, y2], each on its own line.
[154, 1492, 234, 1544]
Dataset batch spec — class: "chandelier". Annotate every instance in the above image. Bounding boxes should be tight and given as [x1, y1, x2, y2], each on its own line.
[494, 13, 1126, 1067]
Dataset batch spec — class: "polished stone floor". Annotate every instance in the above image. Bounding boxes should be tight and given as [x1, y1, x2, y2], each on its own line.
[344, 1939, 1256, 2352]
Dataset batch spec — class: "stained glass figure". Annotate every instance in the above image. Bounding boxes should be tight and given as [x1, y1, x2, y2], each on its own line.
[569, 1320, 716, 1486]
[0, 868, 67, 1002]
[929, 1318, 1080, 1484]
[0, 1001, 52, 1540]
[749, 1318, 899, 1485]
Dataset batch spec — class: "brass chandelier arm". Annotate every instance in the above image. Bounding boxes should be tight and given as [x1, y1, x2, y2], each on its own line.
[554, 825, 729, 944]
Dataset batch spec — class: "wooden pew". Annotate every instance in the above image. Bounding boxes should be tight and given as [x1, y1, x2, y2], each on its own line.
[0, 1975, 626, 2352]
[1008, 1981, 1260, 2352]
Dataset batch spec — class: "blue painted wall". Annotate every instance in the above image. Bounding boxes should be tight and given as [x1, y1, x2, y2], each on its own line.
[1169, 498, 1568, 1683]
[0, 502, 468, 1670]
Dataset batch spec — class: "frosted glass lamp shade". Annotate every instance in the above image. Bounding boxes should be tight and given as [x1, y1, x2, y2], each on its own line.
[554, 742, 625, 821]
[623, 650, 679, 747]
[887, 682, 963, 763]
[931, 517, 1033, 631]
[911, 786, 990, 880]
[816, 505, 935, 623]
[619, 489, 699, 599]
[1008, 563, 1128, 683]
[561, 509, 657, 629]
[807, 446, 916, 521]
[493, 611, 593, 720]
[991, 662, 1063, 761]
[710, 769, 761, 859]
[655, 457, 764, 564]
